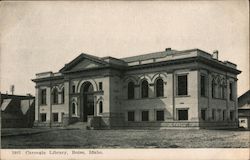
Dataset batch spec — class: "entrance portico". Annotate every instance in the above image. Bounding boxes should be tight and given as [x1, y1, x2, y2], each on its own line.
[79, 81, 97, 122]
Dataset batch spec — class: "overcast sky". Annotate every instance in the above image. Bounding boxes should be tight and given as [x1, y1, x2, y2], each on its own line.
[0, 1, 249, 96]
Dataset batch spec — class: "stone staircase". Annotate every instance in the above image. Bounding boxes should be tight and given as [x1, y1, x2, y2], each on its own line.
[66, 122, 88, 129]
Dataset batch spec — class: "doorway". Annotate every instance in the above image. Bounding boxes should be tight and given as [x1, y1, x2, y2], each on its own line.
[80, 82, 94, 122]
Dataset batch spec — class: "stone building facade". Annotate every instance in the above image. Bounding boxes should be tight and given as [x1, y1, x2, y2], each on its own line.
[32, 48, 241, 129]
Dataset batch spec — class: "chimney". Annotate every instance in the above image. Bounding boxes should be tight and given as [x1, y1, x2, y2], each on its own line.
[165, 48, 171, 51]
[212, 50, 218, 59]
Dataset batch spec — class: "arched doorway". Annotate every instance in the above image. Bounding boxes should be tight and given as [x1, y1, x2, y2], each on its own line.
[80, 82, 94, 122]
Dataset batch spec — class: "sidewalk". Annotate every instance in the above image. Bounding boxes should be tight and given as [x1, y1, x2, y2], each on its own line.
[1, 128, 61, 137]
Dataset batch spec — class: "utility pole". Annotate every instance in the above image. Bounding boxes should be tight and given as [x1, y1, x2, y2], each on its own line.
[10, 85, 14, 95]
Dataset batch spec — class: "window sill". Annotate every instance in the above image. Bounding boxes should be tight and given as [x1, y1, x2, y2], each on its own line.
[200, 96, 208, 98]
[175, 95, 190, 98]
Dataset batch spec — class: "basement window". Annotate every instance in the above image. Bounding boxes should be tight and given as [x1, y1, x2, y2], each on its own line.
[177, 109, 188, 120]
[41, 113, 46, 122]
[141, 111, 149, 121]
[53, 113, 58, 122]
[128, 111, 135, 121]
[201, 109, 206, 121]
[156, 110, 164, 121]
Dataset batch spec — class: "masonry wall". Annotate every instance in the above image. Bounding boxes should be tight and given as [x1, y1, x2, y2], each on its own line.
[198, 66, 238, 128]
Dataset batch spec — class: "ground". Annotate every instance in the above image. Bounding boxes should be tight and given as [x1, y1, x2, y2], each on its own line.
[1, 128, 249, 148]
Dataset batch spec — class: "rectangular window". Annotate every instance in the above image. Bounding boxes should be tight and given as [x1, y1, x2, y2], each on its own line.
[99, 82, 103, 91]
[178, 109, 188, 120]
[41, 89, 47, 105]
[229, 82, 233, 100]
[72, 85, 75, 93]
[141, 111, 149, 121]
[201, 109, 206, 120]
[230, 111, 235, 121]
[200, 75, 206, 97]
[41, 113, 46, 122]
[222, 110, 226, 121]
[212, 109, 216, 120]
[128, 111, 135, 122]
[156, 110, 164, 121]
[177, 75, 188, 96]
[53, 113, 58, 122]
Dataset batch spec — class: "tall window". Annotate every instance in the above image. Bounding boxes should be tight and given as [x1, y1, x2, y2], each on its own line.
[212, 79, 216, 98]
[223, 110, 226, 121]
[141, 80, 148, 98]
[141, 111, 149, 121]
[156, 79, 164, 97]
[72, 85, 75, 93]
[52, 89, 59, 104]
[72, 103, 76, 115]
[128, 82, 135, 99]
[212, 109, 216, 120]
[99, 101, 103, 113]
[201, 109, 206, 120]
[41, 89, 47, 105]
[200, 75, 206, 97]
[218, 85, 222, 98]
[99, 82, 103, 91]
[128, 111, 135, 121]
[177, 75, 188, 96]
[61, 88, 65, 103]
[230, 111, 235, 121]
[229, 82, 233, 100]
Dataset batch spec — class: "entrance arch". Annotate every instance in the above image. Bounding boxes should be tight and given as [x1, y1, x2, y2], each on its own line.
[80, 82, 94, 122]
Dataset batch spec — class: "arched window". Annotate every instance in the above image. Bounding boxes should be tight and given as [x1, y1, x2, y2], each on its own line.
[156, 78, 164, 97]
[61, 88, 65, 103]
[141, 80, 148, 98]
[128, 82, 135, 99]
[72, 103, 76, 115]
[99, 101, 103, 113]
[52, 89, 58, 104]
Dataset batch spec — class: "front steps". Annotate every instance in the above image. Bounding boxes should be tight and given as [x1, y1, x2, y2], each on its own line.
[66, 122, 88, 129]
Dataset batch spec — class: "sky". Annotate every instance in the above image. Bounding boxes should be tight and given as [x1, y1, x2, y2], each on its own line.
[0, 1, 249, 96]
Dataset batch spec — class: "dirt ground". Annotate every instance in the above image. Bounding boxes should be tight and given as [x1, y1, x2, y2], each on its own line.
[1, 128, 249, 148]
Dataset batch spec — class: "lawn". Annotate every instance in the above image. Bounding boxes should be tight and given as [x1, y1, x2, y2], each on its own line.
[1, 128, 249, 148]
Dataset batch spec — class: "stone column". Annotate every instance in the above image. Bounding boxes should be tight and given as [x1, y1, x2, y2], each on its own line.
[47, 87, 51, 122]
[63, 81, 70, 125]
[208, 72, 212, 120]
[149, 83, 155, 98]
[234, 80, 238, 121]
[134, 85, 140, 99]
[94, 95, 97, 116]
[35, 87, 40, 121]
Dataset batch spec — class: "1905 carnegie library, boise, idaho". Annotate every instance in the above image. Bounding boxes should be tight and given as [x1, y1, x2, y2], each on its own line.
[32, 48, 241, 129]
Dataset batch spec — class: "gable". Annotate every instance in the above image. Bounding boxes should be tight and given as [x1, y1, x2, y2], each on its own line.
[60, 53, 109, 73]
[70, 59, 102, 71]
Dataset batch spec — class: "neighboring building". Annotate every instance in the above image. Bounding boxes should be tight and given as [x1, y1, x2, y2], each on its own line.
[32, 48, 241, 129]
[0, 93, 35, 128]
[238, 90, 250, 129]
